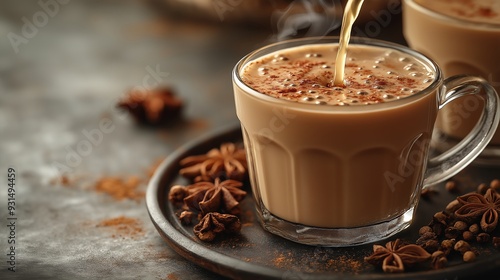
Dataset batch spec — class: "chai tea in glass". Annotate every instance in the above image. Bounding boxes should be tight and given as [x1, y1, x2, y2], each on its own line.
[232, 35, 499, 246]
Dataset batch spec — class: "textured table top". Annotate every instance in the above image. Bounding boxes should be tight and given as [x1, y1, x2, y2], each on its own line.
[0, 1, 498, 279]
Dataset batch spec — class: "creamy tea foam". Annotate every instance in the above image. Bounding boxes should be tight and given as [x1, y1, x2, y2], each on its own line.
[241, 44, 435, 106]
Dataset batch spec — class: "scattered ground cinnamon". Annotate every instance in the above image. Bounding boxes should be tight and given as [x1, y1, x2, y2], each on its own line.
[50, 174, 74, 187]
[324, 255, 363, 273]
[273, 252, 293, 268]
[166, 273, 179, 280]
[97, 216, 144, 239]
[51, 157, 165, 202]
[272, 251, 364, 273]
[60, 175, 71, 186]
[94, 176, 144, 201]
[94, 158, 167, 200]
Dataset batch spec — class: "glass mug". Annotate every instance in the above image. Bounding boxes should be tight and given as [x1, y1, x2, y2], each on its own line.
[403, 0, 500, 165]
[232, 37, 499, 247]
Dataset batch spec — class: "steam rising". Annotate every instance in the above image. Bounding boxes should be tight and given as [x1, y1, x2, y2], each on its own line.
[271, 0, 343, 41]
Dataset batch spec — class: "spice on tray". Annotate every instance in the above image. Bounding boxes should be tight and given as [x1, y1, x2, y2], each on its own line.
[445, 199, 460, 213]
[179, 142, 247, 182]
[94, 176, 144, 201]
[453, 240, 471, 255]
[493, 236, 500, 249]
[366, 179, 500, 272]
[364, 239, 431, 273]
[455, 188, 500, 233]
[168, 185, 189, 204]
[168, 143, 249, 242]
[420, 187, 438, 199]
[272, 252, 294, 268]
[325, 256, 364, 273]
[193, 212, 241, 242]
[97, 216, 144, 239]
[169, 179, 247, 215]
[445, 180, 459, 193]
[117, 86, 183, 126]
[184, 178, 247, 215]
[462, 250, 476, 262]
[178, 210, 195, 225]
[490, 179, 500, 191]
[477, 183, 488, 195]
[430, 250, 447, 269]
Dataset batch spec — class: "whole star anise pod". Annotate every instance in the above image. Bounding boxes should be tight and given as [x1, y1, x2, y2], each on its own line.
[365, 239, 431, 273]
[168, 185, 188, 203]
[455, 188, 500, 233]
[183, 178, 247, 215]
[179, 143, 247, 182]
[193, 212, 241, 242]
[178, 210, 195, 225]
[117, 87, 183, 126]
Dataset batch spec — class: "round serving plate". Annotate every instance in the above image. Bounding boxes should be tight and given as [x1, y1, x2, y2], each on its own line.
[146, 123, 500, 280]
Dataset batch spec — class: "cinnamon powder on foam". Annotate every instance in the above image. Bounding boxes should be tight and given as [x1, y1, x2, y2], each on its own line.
[241, 44, 434, 106]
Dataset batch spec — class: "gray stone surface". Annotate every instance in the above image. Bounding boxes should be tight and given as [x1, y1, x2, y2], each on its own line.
[0, 0, 267, 279]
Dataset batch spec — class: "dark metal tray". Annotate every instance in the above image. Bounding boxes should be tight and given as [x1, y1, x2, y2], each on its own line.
[146, 123, 500, 279]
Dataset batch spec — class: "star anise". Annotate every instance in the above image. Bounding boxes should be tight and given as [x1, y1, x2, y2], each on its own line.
[179, 143, 247, 182]
[117, 87, 183, 126]
[365, 239, 431, 273]
[455, 188, 500, 233]
[183, 178, 247, 215]
[168, 185, 188, 203]
[193, 212, 241, 242]
[178, 210, 195, 225]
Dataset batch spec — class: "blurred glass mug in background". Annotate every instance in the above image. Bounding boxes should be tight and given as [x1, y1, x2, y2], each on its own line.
[403, 0, 500, 165]
[232, 36, 499, 247]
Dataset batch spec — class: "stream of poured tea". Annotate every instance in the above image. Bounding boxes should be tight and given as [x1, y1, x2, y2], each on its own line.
[333, 0, 366, 86]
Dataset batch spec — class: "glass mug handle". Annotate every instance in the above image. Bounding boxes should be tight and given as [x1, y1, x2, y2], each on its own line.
[423, 75, 500, 187]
